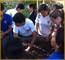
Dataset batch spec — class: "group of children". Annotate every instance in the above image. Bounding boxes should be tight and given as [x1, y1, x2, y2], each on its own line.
[1, 2, 64, 59]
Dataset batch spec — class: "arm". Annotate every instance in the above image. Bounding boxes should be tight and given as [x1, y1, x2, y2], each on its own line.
[25, 19, 37, 52]
[46, 25, 55, 41]
[13, 25, 19, 37]
[30, 31, 37, 47]
[13, 33, 18, 37]
[1, 25, 12, 38]
[1, 15, 13, 38]
[35, 23, 39, 34]
[49, 25, 55, 35]
[35, 14, 39, 35]
[25, 31, 37, 52]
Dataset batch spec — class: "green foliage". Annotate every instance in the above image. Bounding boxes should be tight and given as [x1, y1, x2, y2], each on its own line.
[22, 8, 30, 18]
[21, 1, 37, 18]
[22, 1, 37, 5]
[2, 1, 37, 18]
[2, 2, 15, 9]
[40, 1, 43, 5]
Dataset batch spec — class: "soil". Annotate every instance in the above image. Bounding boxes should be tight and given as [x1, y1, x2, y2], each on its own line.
[19, 36, 54, 59]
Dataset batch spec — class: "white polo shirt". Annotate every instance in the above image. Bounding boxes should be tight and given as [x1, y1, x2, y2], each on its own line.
[6, 8, 18, 17]
[6, 8, 18, 27]
[13, 18, 36, 36]
[35, 13, 54, 36]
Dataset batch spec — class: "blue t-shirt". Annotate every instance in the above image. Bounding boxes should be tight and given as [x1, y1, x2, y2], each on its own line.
[46, 51, 64, 59]
[1, 13, 13, 37]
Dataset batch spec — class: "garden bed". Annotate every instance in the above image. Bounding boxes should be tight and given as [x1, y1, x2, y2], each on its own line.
[19, 36, 54, 59]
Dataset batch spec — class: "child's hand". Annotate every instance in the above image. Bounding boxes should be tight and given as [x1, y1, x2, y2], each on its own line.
[46, 34, 51, 41]
[1, 31, 4, 38]
[25, 46, 31, 52]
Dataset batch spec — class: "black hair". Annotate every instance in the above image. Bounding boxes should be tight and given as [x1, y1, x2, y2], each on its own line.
[56, 27, 64, 53]
[57, 3, 63, 9]
[29, 3, 37, 10]
[52, 4, 63, 10]
[1, 36, 24, 59]
[16, 3, 25, 9]
[1, 3, 4, 11]
[38, 4, 49, 12]
[13, 13, 25, 23]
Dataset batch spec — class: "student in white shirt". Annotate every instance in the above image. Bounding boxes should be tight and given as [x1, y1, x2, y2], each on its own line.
[35, 4, 55, 41]
[6, 3, 25, 27]
[13, 13, 37, 52]
[49, 9, 64, 37]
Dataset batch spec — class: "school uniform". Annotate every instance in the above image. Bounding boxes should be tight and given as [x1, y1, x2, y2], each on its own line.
[46, 51, 64, 59]
[1, 13, 13, 37]
[35, 13, 54, 36]
[13, 18, 36, 37]
[29, 11, 37, 24]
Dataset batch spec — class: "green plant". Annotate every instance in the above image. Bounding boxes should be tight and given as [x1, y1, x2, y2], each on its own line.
[22, 8, 30, 18]
[22, 1, 37, 5]
[2, 2, 15, 9]
[22, 1, 37, 18]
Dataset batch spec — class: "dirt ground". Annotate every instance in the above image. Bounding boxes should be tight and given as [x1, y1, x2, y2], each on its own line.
[19, 36, 54, 59]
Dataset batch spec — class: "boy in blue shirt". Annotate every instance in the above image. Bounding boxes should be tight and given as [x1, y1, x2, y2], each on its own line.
[1, 3, 12, 38]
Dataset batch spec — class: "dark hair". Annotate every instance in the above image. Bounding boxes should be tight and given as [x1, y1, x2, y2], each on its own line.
[13, 13, 25, 23]
[52, 4, 63, 10]
[1, 36, 24, 59]
[1, 3, 4, 11]
[57, 3, 63, 9]
[16, 3, 25, 9]
[38, 4, 49, 13]
[56, 27, 64, 53]
[29, 3, 37, 10]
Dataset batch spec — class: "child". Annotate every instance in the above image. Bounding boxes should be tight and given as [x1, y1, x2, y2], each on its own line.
[13, 13, 37, 52]
[49, 6, 64, 37]
[28, 3, 37, 24]
[1, 36, 24, 59]
[45, 27, 64, 59]
[6, 3, 25, 27]
[35, 4, 55, 40]
[49, 9, 64, 27]
[6, 2, 25, 17]
[1, 3, 12, 38]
